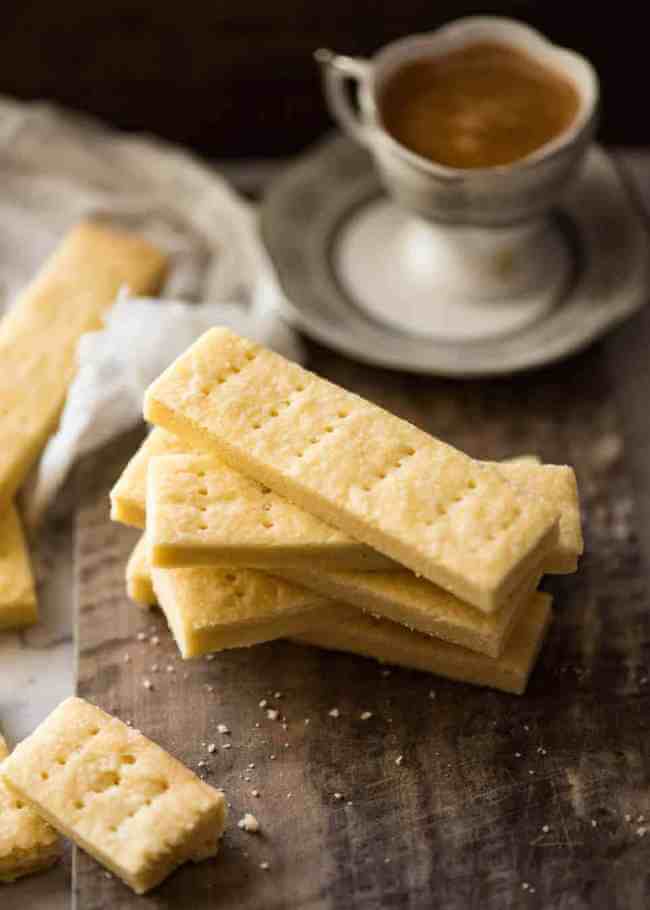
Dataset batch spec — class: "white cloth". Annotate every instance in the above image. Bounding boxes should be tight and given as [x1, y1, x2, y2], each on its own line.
[0, 95, 303, 520]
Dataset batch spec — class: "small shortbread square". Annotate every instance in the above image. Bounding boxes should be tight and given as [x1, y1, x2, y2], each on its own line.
[0, 698, 227, 894]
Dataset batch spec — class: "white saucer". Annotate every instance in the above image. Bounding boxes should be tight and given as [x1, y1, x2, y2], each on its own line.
[261, 136, 649, 376]
[335, 200, 572, 342]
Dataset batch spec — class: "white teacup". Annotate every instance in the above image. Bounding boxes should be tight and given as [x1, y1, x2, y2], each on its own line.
[316, 17, 599, 335]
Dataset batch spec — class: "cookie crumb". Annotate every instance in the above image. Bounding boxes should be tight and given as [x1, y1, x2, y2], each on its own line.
[238, 813, 260, 833]
[328, 708, 340, 718]
[360, 711, 373, 721]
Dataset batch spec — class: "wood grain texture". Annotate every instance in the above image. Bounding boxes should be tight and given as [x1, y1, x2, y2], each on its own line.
[74, 155, 650, 909]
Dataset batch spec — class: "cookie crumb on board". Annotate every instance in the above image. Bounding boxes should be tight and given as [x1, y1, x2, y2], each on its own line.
[238, 813, 260, 833]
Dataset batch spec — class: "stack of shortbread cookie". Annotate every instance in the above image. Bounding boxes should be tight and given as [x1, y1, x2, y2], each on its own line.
[111, 327, 583, 696]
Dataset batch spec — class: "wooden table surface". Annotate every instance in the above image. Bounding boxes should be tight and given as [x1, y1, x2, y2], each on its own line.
[73, 151, 650, 909]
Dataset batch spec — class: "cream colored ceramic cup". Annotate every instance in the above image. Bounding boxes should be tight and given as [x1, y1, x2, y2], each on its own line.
[317, 17, 599, 228]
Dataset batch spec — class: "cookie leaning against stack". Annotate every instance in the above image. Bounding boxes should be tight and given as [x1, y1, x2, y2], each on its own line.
[109, 327, 582, 695]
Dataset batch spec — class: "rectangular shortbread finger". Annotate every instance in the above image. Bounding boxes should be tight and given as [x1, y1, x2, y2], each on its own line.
[144, 328, 559, 612]
[0, 223, 167, 505]
[0, 731, 62, 883]
[0, 698, 227, 894]
[276, 565, 542, 658]
[151, 565, 330, 658]
[495, 460, 582, 574]
[128, 536, 536, 657]
[147, 451, 580, 575]
[0, 503, 38, 631]
[115, 431, 395, 570]
[292, 594, 553, 696]
[127, 535, 157, 606]
[147, 452, 397, 571]
[111, 428, 190, 529]
[113, 430, 581, 575]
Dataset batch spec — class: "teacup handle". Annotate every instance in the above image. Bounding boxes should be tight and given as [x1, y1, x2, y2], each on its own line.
[315, 49, 372, 146]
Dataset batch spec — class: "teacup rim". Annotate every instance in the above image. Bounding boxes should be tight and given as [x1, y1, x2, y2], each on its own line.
[365, 16, 600, 179]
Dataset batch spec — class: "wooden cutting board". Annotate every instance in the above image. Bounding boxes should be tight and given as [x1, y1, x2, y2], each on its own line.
[74, 158, 650, 910]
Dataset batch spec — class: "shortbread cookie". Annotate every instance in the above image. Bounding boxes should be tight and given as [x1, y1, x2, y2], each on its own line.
[126, 536, 157, 606]
[111, 428, 188, 529]
[144, 328, 559, 612]
[0, 730, 62, 883]
[0, 698, 227, 894]
[152, 565, 329, 658]
[292, 593, 552, 695]
[276, 565, 541, 658]
[0, 504, 38, 631]
[113, 430, 580, 575]
[495, 460, 582, 574]
[0, 223, 167, 505]
[146, 451, 395, 571]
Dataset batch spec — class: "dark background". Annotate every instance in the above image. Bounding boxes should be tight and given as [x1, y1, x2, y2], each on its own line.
[0, 2, 639, 158]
